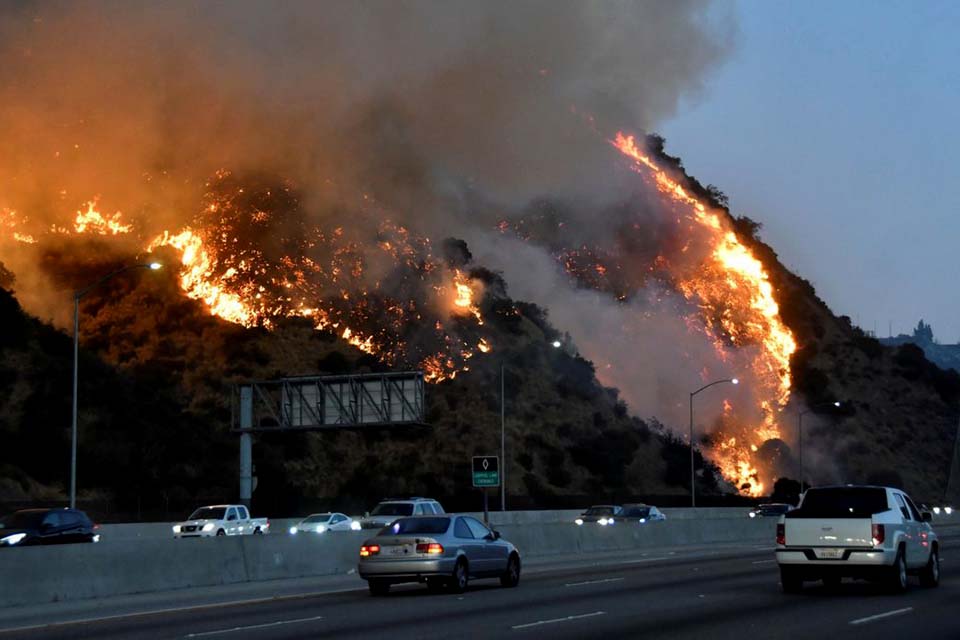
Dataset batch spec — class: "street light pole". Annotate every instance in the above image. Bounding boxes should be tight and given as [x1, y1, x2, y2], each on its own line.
[70, 262, 161, 509]
[500, 339, 562, 513]
[500, 362, 505, 512]
[797, 401, 842, 490]
[689, 377, 739, 508]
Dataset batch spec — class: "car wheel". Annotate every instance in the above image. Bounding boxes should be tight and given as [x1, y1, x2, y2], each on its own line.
[253, 527, 262, 535]
[216, 529, 226, 537]
[920, 546, 940, 588]
[888, 546, 908, 593]
[368, 579, 390, 596]
[449, 558, 469, 594]
[780, 567, 803, 594]
[500, 554, 521, 588]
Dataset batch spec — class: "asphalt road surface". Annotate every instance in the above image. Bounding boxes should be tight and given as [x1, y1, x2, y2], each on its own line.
[4, 534, 959, 640]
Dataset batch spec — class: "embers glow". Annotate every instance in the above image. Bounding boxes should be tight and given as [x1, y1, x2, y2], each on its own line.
[612, 132, 798, 496]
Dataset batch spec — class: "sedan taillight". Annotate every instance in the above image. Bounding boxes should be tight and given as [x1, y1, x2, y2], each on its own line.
[776, 523, 785, 546]
[360, 544, 380, 557]
[416, 542, 444, 554]
[872, 524, 885, 546]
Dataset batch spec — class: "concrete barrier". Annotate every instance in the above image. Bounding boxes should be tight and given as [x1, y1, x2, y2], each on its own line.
[0, 515, 780, 609]
[12, 513, 950, 609]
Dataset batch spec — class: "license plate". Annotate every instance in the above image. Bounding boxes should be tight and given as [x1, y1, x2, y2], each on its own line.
[816, 548, 843, 559]
[389, 545, 410, 555]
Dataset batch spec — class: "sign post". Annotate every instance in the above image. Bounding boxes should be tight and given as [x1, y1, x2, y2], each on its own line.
[472, 456, 500, 525]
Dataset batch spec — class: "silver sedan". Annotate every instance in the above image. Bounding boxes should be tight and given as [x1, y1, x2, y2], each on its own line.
[289, 512, 360, 534]
[357, 515, 521, 595]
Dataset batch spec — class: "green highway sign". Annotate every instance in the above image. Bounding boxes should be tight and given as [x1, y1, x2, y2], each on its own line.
[472, 456, 500, 488]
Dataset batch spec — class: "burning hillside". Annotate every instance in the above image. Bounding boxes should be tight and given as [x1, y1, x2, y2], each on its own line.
[0, 2, 813, 496]
[0, 131, 797, 494]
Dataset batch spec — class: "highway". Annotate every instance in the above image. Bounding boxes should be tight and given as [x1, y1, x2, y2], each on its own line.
[3, 532, 959, 640]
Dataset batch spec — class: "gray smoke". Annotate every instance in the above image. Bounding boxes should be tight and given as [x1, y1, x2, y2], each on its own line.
[0, 0, 735, 428]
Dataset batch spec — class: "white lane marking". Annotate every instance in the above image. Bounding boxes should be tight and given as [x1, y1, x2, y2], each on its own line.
[622, 556, 670, 565]
[751, 559, 776, 564]
[0, 588, 357, 635]
[565, 577, 624, 587]
[512, 611, 606, 630]
[185, 615, 324, 637]
[849, 607, 913, 626]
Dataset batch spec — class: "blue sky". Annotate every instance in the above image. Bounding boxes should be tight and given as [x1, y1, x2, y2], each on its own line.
[661, 0, 960, 341]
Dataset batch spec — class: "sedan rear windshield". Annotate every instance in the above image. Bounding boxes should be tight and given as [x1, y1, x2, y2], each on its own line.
[189, 507, 226, 520]
[371, 503, 414, 517]
[379, 517, 450, 535]
[303, 514, 332, 523]
[0, 511, 46, 529]
[789, 488, 889, 518]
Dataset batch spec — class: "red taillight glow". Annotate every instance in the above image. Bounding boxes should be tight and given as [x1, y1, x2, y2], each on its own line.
[872, 524, 885, 546]
[776, 523, 785, 546]
[360, 544, 380, 557]
[416, 542, 444, 554]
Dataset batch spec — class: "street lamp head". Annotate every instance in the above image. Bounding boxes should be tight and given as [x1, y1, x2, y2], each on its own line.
[148, 262, 162, 270]
[731, 378, 739, 385]
[551, 340, 562, 348]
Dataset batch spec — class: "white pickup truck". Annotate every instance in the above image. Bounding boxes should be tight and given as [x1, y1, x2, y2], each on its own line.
[173, 505, 270, 538]
[776, 485, 939, 592]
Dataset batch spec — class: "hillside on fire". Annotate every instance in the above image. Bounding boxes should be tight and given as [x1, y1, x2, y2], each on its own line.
[0, 255, 726, 516]
[1, 134, 959, 517]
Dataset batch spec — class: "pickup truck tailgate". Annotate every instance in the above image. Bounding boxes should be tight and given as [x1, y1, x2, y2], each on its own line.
[783, 518, 873, 548]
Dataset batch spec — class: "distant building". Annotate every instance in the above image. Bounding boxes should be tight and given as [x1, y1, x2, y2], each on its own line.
[880, 320, 960, 372]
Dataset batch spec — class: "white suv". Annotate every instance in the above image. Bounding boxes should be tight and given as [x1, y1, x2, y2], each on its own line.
[776, 485, 939, 592]
[358, 498, 445, 530]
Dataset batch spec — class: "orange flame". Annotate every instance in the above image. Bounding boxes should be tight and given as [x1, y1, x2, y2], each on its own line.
[73, 199, 133, 235]
[613, 132, 797, 496]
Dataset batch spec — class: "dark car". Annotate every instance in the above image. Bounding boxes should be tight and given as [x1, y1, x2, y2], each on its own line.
[616, 504, 667, 524]
[574, 505, 623, 526]
[0, 508, 100, 547]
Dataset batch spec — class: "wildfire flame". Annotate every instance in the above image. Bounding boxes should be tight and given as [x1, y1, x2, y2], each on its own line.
[73, 199, 133, 235]
[612, 132, 797, 495]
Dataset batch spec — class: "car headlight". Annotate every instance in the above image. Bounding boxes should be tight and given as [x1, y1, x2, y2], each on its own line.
[316, 525, 326, 533]
[289, 526, 298, 535]
[598, 518, 609, 526]
[1, 533, 27, 546]
[749, 512, 756, 518]
[172, 525, 181, 534]
[350, 520, 361, 531]
[92, 534, 101, 543]
[934, 507, 942, 514]
[639, 518, 646, 524]
[946, 507, 954, 515]
[202, 523, 215, 532]
[575, 518, 583, 526]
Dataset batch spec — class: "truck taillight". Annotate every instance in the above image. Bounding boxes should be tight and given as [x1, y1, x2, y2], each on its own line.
[776, 523, 785, 546]
[872, 524, 885, 546]
[416, 542, 444, 554]
[360, 544, 380, 557]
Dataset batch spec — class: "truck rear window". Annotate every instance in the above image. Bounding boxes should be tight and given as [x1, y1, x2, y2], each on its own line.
[788, 488, 889, 518]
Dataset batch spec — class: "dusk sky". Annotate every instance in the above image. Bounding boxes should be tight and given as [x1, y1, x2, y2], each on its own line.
[661, 0, 960, 342]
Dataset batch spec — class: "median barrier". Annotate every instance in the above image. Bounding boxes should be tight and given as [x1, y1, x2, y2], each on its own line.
[0, 513, 777, 608]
